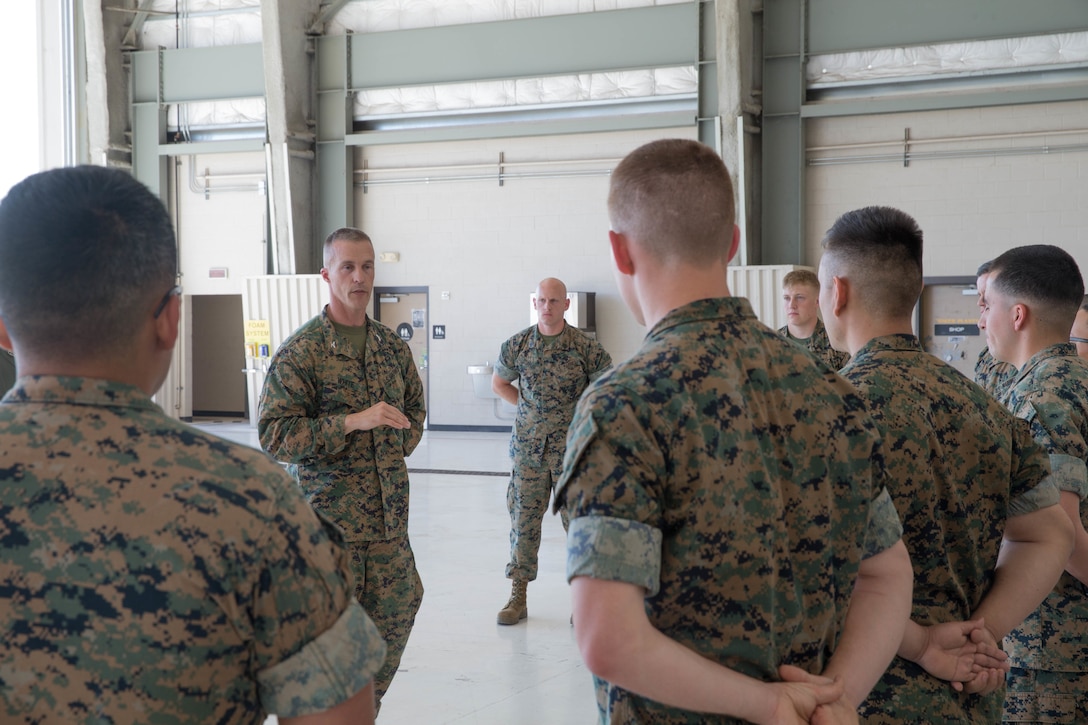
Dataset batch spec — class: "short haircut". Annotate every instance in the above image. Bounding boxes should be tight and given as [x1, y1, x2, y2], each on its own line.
[0, 166, 177, 358]
[608, 139, 736, 266]
[782, 269, 819, 291]
[989, 245, 1084, 332]
[820, 206, 923, 319]
[976, 260, 993, 277]
[323, 227, 372, 266]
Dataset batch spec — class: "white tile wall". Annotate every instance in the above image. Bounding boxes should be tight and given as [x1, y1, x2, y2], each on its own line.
[171, 101, 1088, 428]
[806, 100, 1088, 278]
[356, 128, 697, 427]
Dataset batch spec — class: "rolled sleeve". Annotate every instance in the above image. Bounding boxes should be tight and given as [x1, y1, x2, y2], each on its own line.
[258, 601, 387, 718]
[864, 487, 904, 559]
[1009, 474, 1062, 517]
[566, 515, 663, 597]
[1044, 453, 1088, 499]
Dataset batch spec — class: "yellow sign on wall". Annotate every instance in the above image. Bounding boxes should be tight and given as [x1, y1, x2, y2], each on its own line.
[244, 320, 272, 357]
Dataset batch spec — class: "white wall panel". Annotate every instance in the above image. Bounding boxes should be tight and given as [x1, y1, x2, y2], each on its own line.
[805, 100, 1088, 276]
[728, 265, 807, 331]
[241, 274, 328, 426]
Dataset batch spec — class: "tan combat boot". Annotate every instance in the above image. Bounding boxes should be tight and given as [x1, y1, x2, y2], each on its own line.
[497, 579, 528, 625]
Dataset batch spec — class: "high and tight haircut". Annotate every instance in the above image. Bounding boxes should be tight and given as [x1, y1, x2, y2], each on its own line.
[608, 139, 736, 266]
[976, 259, 994, 277]
[0, 165, 177, 358]
[782, 269, 820, 291]
[820, 206, 924, 319]
[323, 227, 372, 266]
[989, 245, 1084, 332]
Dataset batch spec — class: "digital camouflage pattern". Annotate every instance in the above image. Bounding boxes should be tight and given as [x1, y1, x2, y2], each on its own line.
[1005, 666, 1088, 722]
[557, 298, 903, 725]
[0, 376, 386, 723]
[494, 323, 611, 581]
[259, 307, 425, 542]
[259, 307, 425, 704]
[346, 537, 423, 704]
[999, 343, 1088, 721]
[975, 345, 1018, 401]
[778, 317, 850, 370]
[840, 335, 1057, 724]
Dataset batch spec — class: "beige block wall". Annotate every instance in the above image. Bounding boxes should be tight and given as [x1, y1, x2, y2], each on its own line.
[805, 100, 1088, 276]
[355, 127, 697, 427]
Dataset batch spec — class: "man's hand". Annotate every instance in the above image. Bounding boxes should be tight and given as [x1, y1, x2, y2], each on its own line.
[345, 402, 411, 432]
[959, 625, 1008, 696]
[903, 619, 1008, 693]
[775, 665, 854, 725]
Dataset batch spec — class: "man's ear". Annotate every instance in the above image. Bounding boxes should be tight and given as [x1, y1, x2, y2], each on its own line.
[831, 276, 849, 317]
[727, 224, 740, 264]
[154, 294, 181, 351]
[0, 317, 12, 352]
[1011, 302, 1028, 332]
[609, 230, 635, 276]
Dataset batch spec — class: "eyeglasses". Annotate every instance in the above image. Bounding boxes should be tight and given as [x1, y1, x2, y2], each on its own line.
[154, 285, 183, 318]
[1071, 336, 1088, 344]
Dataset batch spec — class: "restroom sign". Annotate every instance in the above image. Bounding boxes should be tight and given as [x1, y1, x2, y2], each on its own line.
[396, 323, 414, 341]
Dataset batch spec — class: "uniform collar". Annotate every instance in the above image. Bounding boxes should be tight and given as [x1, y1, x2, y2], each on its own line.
[649, 297, 754, 339]
[2, 375, 156, 411]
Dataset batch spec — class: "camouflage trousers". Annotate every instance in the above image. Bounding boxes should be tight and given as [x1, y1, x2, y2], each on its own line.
[346, 536, 424, 708]
[505, 437, 569, 581]
[859, 655, 1001, 723]
[1004, 666, 1088, 723]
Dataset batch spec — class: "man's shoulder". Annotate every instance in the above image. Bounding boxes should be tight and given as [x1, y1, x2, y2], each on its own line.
[152, 413, 292, 484]
[367, 317, 414, 359]
[565, 325, 608, 352]
[1019, 352, 1088, 390]
[497, 326, 537, 362]
[277, 315, 327, 355]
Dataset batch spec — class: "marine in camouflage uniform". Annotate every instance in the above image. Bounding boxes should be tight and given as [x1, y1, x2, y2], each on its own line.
[492, 285, 611, 623]
[558, 297, 904, 724]
[841, 334, 1058, 724]
[974, 344, 1018, 400]
[999, 343, 1088, 723]
[0, 378, 386, 722]
[0, 165, 383, 723]
[778, 318, 850, 370]
[259, 306, 425, 706]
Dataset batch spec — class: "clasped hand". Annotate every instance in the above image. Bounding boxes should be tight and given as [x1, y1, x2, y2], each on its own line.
[908, 618, 1008, 695]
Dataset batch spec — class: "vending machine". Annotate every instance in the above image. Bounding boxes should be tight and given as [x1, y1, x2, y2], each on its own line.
[917, 275, 984, 379]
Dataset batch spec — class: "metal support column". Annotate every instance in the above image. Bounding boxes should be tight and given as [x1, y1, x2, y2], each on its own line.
[261, 0, 322, 274]
[315, 34, 354, 247]
[761, 0, 807, 265]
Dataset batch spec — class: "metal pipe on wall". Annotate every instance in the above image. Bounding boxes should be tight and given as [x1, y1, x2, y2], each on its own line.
[808, 126, 1088, 154]
[809, 140, 1088, 167]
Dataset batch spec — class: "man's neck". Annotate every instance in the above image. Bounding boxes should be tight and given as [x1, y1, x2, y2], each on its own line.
[328, 303, 368, 328]
[1015, 330, 1068, 369]
[636, 260, 731, 330]
[537, 320, 565, 336]
[845, 316, 913, 357]
[787, 320, 817, 339]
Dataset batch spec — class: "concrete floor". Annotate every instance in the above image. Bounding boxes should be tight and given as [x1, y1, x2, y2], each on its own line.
[192, 423, 594, 724]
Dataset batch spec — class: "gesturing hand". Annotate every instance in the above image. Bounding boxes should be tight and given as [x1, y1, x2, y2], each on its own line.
[346, 401, 411, 432]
